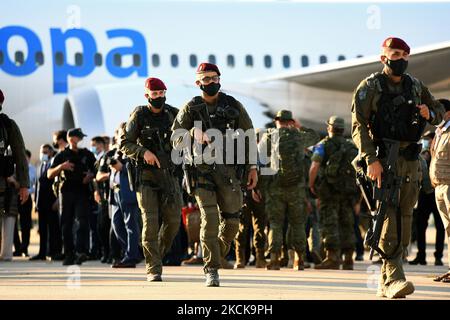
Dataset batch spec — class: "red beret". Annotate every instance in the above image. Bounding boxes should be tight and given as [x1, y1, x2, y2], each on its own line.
[382, 37, 410, 54]
[0, 89, 4, 104]
[196, 62, 221, 76]
[144, 78, 167, 91]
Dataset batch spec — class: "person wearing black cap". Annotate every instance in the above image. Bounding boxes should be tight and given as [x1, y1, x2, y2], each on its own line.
[120, 77, 182, 282]
[171, 63, 258, 287]
[430, 98, 450, 283]
[48, 128, 96, 265]
[351, 37, 445, 298]
[0, 89, 30, 261]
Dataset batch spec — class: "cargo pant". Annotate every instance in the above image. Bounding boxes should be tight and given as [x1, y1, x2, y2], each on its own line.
[379, 157, 421, 287]
[136, 170, 182, 276]
[435, 184, 450, 267]
[318, 192, 355, 251]
[194, 164, 243, 272]
[266, 182, 307, 254]
[235, 191, 267, 252]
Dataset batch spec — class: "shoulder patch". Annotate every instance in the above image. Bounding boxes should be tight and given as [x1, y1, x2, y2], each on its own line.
[312, 142, 325, 158]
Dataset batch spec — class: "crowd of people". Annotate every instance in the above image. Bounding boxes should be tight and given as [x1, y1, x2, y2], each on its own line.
[0, 36, 449, 298]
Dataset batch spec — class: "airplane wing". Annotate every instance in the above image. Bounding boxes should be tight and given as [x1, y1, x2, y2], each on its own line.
[252, 41, 450, 92]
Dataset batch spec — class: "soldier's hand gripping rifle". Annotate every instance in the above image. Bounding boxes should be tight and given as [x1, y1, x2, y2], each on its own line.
[352, 139, 403, 260]
[179, 103, 214, 196]
[141, 127, 177, 202]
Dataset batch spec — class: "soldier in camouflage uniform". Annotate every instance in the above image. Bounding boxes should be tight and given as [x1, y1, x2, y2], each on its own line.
[351, 37, 445, 298]
[234, 169, 268, 269]
[171, 63, 258, 287]
[120, 78, 182, 282]
[309, 116, 358, 270]
[0, 89, 30, 261]
[258, 110, 319, 270]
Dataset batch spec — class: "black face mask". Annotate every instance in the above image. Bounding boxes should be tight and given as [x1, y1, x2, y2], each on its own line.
[148, 96, 166, 109]
[386, 58, 408, 76]
[200, 83, 221, 97]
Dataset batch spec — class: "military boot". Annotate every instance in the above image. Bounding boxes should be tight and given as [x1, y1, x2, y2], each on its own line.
[384, 280, 415, 299]
[342, 249, 354, 270]
[280, 247, 289, 267]
[287, 249, 295, 268]
[314, 249, 341, 270]
[266, 253, 281, 270]
[293, 251, 311, 270]
[234, 246, 246, 269]
[205, 268, 220, 287]
[255, 249, 267, 268]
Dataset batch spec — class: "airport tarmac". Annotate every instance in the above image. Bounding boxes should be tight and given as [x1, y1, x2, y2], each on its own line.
[0, 226, 449, 300]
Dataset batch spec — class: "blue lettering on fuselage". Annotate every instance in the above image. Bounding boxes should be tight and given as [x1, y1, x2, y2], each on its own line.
[0, 26, 148, 94]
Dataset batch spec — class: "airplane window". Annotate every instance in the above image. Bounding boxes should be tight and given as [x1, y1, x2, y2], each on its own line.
[34, 52, 44, 66]
[55, 52, 64, 66]
[114, 53, 122, 67]
[264, 55, 272, 68]
[282, 55, 290, 68]
[208, 54, 216, 64]
[227, 55, 235, 68]
[301, 55, 309, 67]
[356, 54, 363, 58]
[15, 51, 24, 66]
[151, 54, 159, 67]
[338, 55, 346, 61]
[134, 54, 142, 67]
[0, 51, 3, 66]
[245, 55, 253, 67]
[319, 55, 327, 64]
[94, 53, 102, 66]
[171, 54, 179, 67]
[75, 52, 83, 66]
[190, 54, 197, 68]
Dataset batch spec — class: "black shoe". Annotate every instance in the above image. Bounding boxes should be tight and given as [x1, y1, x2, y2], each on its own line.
[112, 261, 136, 268]
[355, 254, 364, 261]
[408, 256, 427, 265]
[63, 255, 75, 266]
[13, 251, 22, 257]
[51, 253, 65, 261]
[435, 258, 444, 266]
[75, 253, 88, 265]
[29, 254, 46, 261]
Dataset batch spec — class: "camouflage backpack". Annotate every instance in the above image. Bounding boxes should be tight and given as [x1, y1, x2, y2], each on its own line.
[275, 127, 304, 186]
[323, 137, 358, 195]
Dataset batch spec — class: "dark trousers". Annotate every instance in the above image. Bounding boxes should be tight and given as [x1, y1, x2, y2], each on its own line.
[89, 204, 100, 256]
[37, 206, 62, 257]
[60, 191, 89, 256]
[14, 196, 32, 254]
[98, 200, 111, 259]
[415, 191, 445, 260]
[112, 192, 140, 263]
[354, 213, 364, 256]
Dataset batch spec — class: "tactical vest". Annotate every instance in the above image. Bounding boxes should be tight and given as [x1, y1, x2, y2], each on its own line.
[370, 73, 425, 143]
[430, 124, 450, 185]
[136, 104, 177, 155]
[187, 93, 240, 133]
